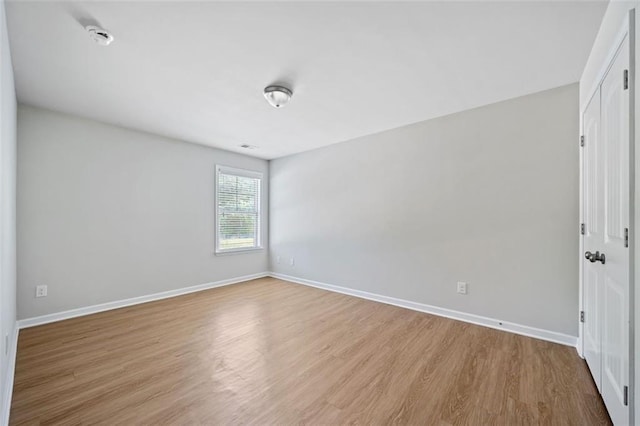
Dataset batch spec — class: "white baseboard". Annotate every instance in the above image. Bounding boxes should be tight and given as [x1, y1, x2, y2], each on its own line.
[1, 323, 18, 426]
[269, 272, 578, 348]
[17, 272, 269, 329]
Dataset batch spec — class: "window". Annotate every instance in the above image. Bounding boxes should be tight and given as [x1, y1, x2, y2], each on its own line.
[216, 165, 262, 253]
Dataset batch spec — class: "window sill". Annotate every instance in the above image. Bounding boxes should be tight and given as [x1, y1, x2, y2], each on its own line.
[215, 247, 264, 256]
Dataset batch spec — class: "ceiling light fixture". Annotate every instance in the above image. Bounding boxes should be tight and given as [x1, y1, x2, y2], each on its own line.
[86, 25, 114, 46]
[263, 85, 293, 108]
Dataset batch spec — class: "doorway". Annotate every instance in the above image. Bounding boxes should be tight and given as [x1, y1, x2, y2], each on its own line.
[581, 11, 634, 425]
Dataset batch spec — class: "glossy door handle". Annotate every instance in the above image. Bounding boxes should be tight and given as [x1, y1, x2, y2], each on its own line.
[585, 251, 605, 264]
[594, 251, 606, 264]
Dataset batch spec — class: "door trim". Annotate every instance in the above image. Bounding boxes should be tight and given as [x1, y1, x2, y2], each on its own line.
[628, 8, 635, 424]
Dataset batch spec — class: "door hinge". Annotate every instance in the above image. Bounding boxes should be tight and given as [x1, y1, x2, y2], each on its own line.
[581, 223, 585, 235]
[580, 311, 585, 323]
[623, 385, 629, 406]
[580, 135, 585, 147]
[624, 69, 629, 90]
[625, 228, 629, 248]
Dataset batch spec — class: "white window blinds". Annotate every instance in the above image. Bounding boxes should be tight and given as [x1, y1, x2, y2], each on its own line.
[216, 166, 262, 253]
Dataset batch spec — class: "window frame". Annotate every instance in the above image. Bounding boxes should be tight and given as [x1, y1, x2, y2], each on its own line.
[215, 165, 263, 255]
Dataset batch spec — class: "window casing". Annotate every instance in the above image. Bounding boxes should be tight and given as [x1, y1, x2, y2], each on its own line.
[215, 165, 262, 254]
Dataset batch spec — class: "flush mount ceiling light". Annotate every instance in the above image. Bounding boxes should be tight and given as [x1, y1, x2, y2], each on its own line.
[263, 85, 293, 108]
[85, 25, 114, 46]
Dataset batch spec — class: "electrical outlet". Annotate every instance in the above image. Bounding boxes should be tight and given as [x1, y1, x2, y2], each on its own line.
[289, 257, 295, 267]
[457, 281, 467, 295]
[36, 285, 48, 298]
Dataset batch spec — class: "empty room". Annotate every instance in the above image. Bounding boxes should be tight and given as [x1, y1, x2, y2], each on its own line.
[0, 0, 638, 424]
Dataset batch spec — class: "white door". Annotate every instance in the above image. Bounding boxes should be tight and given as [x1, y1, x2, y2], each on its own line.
[582, 87, 602, 393]
[582, 33, 631, 426]
[599, 34, 630, 426]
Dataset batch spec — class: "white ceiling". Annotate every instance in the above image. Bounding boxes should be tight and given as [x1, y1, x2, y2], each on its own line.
[7, 1, 607, 159]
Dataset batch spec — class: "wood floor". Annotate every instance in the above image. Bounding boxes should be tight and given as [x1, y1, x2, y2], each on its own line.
[11, 277, 610, 425]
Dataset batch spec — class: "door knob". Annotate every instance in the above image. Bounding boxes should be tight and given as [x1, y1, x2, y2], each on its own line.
[585, 251, 606, 264]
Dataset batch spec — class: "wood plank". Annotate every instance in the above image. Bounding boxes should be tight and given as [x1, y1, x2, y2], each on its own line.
[10, 277, 611, 425]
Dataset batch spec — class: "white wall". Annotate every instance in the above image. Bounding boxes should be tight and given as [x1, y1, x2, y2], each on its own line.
[0, 0, 17, 420]
[17, 105, 269, 320]
[579, 1, 639, 416]
[270, 83, 579, 336]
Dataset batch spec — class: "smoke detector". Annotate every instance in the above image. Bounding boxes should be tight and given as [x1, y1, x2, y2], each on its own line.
[86, 25, 114, 46]
[263, 85, 293, 108]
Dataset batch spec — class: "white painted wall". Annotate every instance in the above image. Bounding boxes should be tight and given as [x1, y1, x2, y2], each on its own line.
[17, 105, 269, 320]
[579, 1, 639, 416]
[270, 84, 579, 336]
[0, 0, 17, 420]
